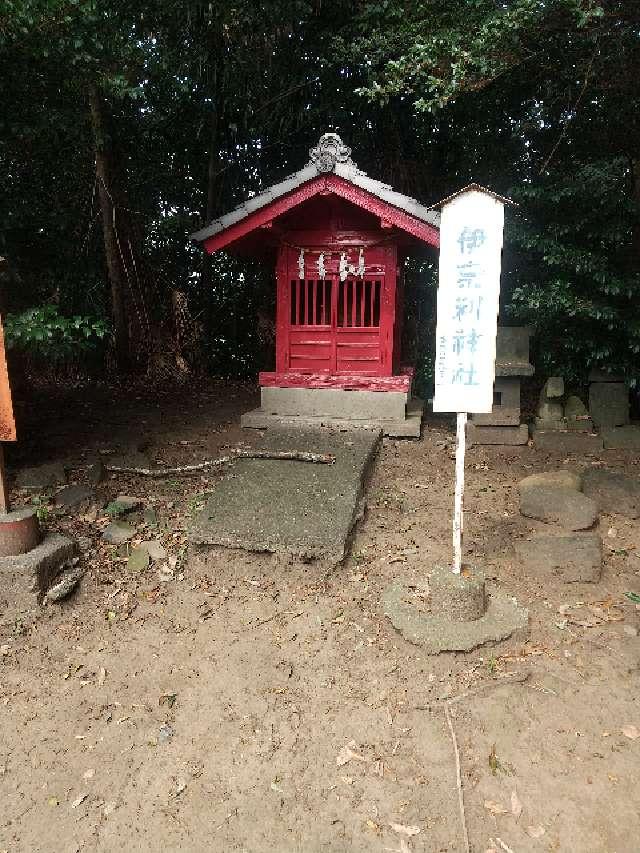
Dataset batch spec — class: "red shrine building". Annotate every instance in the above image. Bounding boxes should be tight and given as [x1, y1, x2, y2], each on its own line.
[191, 133, 440, 436]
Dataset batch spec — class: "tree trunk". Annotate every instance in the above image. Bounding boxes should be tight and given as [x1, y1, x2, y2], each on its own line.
[632, 157, 640, 263]
[89, 84, 130, 372]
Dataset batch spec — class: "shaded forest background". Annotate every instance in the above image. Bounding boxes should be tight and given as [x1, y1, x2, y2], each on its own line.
[1, 0, 639, 393]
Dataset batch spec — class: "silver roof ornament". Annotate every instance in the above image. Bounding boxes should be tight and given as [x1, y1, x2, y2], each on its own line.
[308, 132, 354, 174]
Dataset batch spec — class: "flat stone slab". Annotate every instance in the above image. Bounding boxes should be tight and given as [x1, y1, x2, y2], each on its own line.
[190, 427, 381, 564]
[0, 533, 77, 598]
[382, 580, 528, 653]
[515, 533, 602, 582]
[602, 425, 640, 450]
[582, 468, 640, 518]
[533, 431, 604, 454]
[520, 485, 598, 530]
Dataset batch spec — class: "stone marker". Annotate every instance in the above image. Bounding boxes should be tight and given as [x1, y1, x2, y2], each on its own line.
[582, 468, 640, 518]
[602, 425, 640, 451]
[102, 521, 135, 544]
[515, 533, 602, 583]
[518, 470, 582, 494]
[519, 486, 598, 530]
[16, 462, 66, 491]
[382, 565, 528, 653]
[589, 382, 629, 429]
[563, 395, 594, 431]
[535, 377, 566, 430]
[54, 484, 95, 510]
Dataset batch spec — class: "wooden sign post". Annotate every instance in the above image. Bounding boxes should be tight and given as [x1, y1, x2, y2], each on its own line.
[0, 313, 16, 513]
[432, 187, 506, 574]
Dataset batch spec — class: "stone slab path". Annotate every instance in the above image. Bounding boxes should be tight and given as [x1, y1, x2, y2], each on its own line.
[190, 427, 381, 565]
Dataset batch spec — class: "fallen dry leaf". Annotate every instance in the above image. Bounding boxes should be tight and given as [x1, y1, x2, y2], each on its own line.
[622, 725, 640, 740]
[484, 800, 509, 816]
[510, 790, 522, 820]
[389, 822, 420, 837]
[526, 825, 545, 838]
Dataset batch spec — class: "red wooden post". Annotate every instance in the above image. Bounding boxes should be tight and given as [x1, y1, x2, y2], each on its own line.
[275, 247, 289, 373]
[0, 445, 9, 515]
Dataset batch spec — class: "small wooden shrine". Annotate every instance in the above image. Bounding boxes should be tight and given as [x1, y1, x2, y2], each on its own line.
[191, 133, 440, 436]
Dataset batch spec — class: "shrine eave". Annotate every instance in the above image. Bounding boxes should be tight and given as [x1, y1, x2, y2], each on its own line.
[190, 133, 440, 254]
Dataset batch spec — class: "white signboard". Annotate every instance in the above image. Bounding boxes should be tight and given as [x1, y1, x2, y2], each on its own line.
[433, 190, 505, 414]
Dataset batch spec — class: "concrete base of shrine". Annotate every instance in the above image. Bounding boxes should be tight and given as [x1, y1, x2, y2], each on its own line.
[382, 565, 529, 653]
[242, 396, 424, 438]
[190, 426, 381, 566]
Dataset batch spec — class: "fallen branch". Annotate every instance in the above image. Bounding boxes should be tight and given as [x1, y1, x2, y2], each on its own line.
[445, 703, 471, 853]
[106, 449, 336, 477]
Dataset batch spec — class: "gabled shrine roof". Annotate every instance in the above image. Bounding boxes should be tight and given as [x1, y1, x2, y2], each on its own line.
[190, 133, 440, 248]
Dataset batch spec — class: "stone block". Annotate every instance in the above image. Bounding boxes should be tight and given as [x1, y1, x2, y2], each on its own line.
[533, 431, 604, 454]
[602, 425, 640, 451]
[582, 468, 640, 518]
[518, 470, 582, 495]
[54, 484, 95, 510]
[242, 397, 423, 438]
[534, 417, 566, 431]
[520, 486, 598, 530]
[514, 533, 602, 582]
[471, 378, 521, 427]
[0, 533, 77, 597]
[589, 382, 629, 429]
[566, 418, 594, 432]
[466, 423, 529, 446]
[260, 386, 408, 421]
[542, 377, 564, 398]
[495, 327, 534, 376]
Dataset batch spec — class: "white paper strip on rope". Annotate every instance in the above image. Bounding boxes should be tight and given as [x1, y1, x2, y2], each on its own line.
[432, 189, 505, 414]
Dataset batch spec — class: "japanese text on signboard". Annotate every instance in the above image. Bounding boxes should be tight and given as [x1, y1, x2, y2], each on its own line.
[432, 191, 504, 414]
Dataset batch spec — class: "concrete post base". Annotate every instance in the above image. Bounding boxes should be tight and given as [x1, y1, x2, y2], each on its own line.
[382, 565, 528, 653]
[0, 508, 41, 558]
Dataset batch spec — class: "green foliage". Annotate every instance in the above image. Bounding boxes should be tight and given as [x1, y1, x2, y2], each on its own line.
[1, 0, 639, 381]
[5, 306, 109, 360]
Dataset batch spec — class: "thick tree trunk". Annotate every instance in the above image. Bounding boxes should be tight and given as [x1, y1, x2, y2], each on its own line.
[89, 84, 130, 372]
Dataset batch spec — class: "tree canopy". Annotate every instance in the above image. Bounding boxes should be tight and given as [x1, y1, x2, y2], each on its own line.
[1, 0, 638, 384]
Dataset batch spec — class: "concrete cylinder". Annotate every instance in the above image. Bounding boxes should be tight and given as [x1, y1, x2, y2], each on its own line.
[0, 508, 41, 558]
[429, 565, 486, 622]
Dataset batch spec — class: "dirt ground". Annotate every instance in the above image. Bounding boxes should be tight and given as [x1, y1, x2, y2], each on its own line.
[1, 381, 640, 853]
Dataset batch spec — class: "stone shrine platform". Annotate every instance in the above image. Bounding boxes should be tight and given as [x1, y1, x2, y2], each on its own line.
[189, 426, 381, 566]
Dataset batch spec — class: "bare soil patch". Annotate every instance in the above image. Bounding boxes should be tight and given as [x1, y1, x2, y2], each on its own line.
[1, 381, 640, 852]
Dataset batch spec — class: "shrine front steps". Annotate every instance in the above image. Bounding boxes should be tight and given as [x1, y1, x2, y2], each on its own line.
[241, 394, 424, 438]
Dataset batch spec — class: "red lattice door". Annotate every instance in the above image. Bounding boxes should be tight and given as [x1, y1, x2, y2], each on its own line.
[285, 248, 390, 376]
